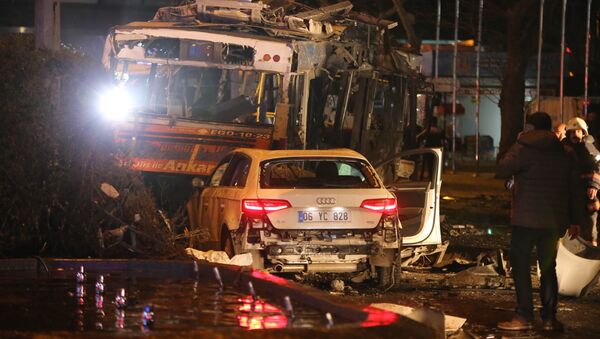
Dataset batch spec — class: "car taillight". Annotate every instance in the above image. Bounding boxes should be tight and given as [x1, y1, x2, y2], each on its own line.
[360, 198, 397, 215]
[242, 199, 292, 215]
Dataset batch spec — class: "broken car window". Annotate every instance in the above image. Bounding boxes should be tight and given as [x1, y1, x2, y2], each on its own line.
[260, 158, 379, 189]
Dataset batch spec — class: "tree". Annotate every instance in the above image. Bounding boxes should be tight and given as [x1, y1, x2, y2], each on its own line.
[496, 0, 539, 158]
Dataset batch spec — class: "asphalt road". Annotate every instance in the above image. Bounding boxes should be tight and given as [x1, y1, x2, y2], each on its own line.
[312, 270, 600, 338]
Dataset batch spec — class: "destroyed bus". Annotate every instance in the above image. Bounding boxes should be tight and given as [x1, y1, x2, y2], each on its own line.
[100, 1, 443, 273]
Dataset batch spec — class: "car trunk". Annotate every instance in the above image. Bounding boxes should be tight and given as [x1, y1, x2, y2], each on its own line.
[256, 189, 385, 230]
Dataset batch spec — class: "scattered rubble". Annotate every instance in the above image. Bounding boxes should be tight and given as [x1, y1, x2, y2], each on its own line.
[185, 248, 253, 266]
[371, 303, 466, 336]
[400, 241, 449, 267]
[441, 220, 511, 250]
[445, 265, 507, 290]
[330, 279, 345, 293]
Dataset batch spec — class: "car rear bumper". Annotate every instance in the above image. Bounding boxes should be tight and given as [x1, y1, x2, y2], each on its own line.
[265, 243, 374, 256]
[270, 261, 363, 273]
[262, 241, 398, 272]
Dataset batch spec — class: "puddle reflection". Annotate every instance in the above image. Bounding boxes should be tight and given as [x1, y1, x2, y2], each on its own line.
[0, 269, 333, 333]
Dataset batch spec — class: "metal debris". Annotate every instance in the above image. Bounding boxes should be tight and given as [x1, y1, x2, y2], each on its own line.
[400, 241, 449, 267]
[371, 303, 466, 336]
[330, 279, 345, 293]
[100, 182, 120, 199]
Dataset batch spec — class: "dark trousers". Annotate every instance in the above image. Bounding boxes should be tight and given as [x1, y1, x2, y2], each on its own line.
[510, 226, 559, 320]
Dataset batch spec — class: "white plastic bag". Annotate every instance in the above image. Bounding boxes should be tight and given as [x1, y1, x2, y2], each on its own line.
[556, 235, 600, 297]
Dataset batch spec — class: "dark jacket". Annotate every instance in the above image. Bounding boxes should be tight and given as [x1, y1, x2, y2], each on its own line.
[496, 130, 579, 230]
[563, 135, 600, 190]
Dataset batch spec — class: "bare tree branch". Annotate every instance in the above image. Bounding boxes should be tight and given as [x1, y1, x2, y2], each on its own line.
[391, 0, 420, 50]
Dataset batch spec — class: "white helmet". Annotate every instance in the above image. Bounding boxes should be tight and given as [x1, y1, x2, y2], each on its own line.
[566, 117, 588, 135]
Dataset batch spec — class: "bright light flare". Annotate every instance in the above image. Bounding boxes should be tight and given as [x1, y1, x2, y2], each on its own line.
[99, 86, 133, 120]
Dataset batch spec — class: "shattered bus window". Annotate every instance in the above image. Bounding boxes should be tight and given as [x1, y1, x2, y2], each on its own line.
[180, 40, 255, 65]
[114, 60, 280, 124]
[145, 38, 180, 59]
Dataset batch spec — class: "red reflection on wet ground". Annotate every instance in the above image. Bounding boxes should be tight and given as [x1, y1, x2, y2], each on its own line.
[360, 306, 398, 327]
[237, 297, 283, 313]
[237, 295, 289, 330]
[250, 271, 291, 285]
[237, 314, 288, 330]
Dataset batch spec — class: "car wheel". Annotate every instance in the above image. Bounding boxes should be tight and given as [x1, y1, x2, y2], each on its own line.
[376, 248, 402, 288]
[376, 263, 402, 288]
[221, 227, 235, 258]
[376, 266, 392, 287]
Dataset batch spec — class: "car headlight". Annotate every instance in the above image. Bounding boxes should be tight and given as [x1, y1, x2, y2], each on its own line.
[99, 86, 133, 120]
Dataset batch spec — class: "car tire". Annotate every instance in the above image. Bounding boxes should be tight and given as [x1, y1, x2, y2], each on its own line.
[220, 227, 235, 258]
[376, 263, 402, 287]
[376, 266, 392, 287]
[376, 248, 402, 288]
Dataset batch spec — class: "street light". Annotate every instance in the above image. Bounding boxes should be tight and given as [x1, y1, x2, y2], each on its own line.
[98, 86, 133, 121]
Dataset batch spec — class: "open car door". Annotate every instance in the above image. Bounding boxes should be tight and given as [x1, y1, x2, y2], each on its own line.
[375, 148, 442, 246]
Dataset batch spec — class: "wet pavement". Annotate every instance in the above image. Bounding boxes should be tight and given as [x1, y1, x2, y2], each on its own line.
[310, 267, 600, 338]
[295, 169, 600, 337]
[0, 261, 437, 338]
[0, 270, 330, 334]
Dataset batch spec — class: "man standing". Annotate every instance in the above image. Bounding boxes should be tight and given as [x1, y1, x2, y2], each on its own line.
[496, 112, 578, 331]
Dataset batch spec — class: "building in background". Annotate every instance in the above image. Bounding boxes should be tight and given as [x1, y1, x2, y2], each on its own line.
[421, 45, 559, 159]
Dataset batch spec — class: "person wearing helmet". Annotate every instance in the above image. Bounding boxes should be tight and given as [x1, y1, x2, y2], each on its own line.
[564, 117, 600, 246]
[496, 112, 579, 332]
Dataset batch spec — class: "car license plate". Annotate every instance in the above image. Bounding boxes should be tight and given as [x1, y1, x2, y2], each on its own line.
[298, 210, 351, 223]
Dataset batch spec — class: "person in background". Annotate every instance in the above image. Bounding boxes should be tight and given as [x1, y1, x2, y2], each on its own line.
[496, 112, 579, 332]
[553, 122, 567, 141]
[563, 117, 600, 246]
[421, 116, 445, 149]
[585, 111, 600, 143]
[418, 116, 445, 178]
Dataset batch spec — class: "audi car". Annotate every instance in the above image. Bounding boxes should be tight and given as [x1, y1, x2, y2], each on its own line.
[196, 148, 404, 285]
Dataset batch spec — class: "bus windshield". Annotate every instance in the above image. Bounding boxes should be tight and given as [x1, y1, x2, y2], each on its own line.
[115, 62, 281, 125]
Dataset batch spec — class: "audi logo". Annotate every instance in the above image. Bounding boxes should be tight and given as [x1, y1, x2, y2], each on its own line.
[316, 197, 336, 205]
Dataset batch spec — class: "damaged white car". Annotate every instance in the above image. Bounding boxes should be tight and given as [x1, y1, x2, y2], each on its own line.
[199, 148, 403, 285]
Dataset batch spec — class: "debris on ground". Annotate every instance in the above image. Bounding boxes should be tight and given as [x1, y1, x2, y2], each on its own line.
[350, 270, 371, 283]
[445, 264, 508, 289]
[441, 220, 511, 250]
[448, 224, 485, 237]
[185, 248, 253, 266]
[370, 303, 466, 336]
[330, 279, 345, 293]
[440, 173, 511, 250]
[401, 241, 449, 267]
[442, 248, 510, 289]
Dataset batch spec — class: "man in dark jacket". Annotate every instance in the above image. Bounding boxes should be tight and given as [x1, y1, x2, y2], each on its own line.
[496, 112, 578, 332]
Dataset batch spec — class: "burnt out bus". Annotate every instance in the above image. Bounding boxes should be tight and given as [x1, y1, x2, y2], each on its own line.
[101, 0, 441, 252]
